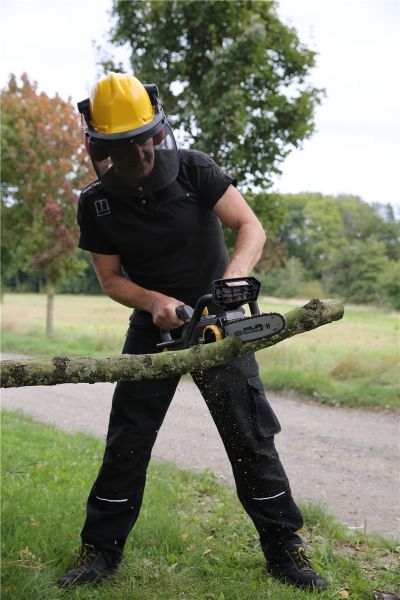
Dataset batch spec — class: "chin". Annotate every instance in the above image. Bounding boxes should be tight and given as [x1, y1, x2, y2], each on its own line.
[121, 171, 147, 186]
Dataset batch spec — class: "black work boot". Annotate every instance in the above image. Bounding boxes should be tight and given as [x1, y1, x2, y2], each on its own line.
[266, 542, 328, 589]
[57, 543, 118, 587]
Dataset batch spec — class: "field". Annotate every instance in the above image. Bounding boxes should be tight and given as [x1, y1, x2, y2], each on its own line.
[1, 293, 399, 409]
[2, 411, 399, 600]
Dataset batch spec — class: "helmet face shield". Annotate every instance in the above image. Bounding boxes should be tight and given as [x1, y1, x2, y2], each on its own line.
[89, 123, 179, 195]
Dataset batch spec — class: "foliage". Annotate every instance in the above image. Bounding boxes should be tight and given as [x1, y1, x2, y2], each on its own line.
[379, 260, 400, 310]
[2, 252, 102, 296]
[329, 237, 394, 305]
[277, 193, 344, 281]
[335, 196, 400, 261]
[224, 190, 287, 254]
[1, 74, 91, 295]
[271, 193, 399, 307]
[102, 0, 323, 189]
[57, 250, 103, 295]
[257, 257, 307, 297]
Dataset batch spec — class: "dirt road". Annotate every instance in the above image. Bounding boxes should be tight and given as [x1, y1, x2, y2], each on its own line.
[1, 354, 399, 539]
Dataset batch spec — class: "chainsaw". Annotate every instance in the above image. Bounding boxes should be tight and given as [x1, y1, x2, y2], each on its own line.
[157, 277, 285, 351]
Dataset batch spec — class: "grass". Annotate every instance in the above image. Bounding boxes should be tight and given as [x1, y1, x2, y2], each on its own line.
[257, 297, 400, 410]
[1, 293, 128, 357]
[2, 410, 399, 600]
[1, 293, 399, 410]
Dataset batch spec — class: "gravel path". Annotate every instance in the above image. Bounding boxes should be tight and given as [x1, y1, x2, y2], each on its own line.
[2, 354, 399, 540]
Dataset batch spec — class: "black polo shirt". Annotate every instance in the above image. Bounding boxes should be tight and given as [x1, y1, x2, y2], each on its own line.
[77, 149, 234, 307]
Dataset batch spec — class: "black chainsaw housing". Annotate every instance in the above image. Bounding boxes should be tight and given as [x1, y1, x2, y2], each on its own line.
[213, 277, 261, 311]
[157, 277, 283, 351]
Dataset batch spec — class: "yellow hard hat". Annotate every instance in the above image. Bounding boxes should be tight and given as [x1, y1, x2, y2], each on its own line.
[78, 72, 164, 141]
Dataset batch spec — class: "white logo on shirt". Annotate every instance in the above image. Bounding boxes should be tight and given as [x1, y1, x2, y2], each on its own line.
[94, 198, 111, 216]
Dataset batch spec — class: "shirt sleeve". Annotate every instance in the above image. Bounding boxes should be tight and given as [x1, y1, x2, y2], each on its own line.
[188, 152, 237, 209]
[77, 193, 118, 255]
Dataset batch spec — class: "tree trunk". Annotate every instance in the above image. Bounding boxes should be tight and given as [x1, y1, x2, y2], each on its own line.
[46, 279, 55, 338]
[1, 299, 344, 389]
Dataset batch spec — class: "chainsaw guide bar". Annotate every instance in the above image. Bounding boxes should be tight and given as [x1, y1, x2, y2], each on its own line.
[223, 313, 285, 342]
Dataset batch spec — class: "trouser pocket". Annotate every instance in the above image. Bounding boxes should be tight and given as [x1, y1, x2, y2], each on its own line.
[247, 376, 281, 439]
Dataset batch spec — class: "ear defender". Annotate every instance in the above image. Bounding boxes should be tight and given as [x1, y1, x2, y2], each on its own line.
[153, 127, 166, 146]
[85, 135, 109, 161]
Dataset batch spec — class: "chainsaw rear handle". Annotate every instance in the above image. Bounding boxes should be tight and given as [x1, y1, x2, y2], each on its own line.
[176, 304, 194, 322]
[159, 303, 195, 343]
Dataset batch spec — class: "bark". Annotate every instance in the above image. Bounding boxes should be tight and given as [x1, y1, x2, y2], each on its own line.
[1, 299, 344, 389]
[46, 279, 55, 338]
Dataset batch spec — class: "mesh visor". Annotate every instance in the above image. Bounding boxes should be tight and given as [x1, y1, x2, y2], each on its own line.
[89, 123, 179, 195]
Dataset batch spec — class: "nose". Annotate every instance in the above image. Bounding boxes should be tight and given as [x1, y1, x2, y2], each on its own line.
[130, 142, 147, 161]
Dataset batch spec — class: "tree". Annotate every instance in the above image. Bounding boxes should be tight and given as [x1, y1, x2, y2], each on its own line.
[223, 190, 287, 257]
[379, 260, 400, 310]
[102, 0, 323, 189]
[1, 74, 92, 336]
[275, 193, 400, 303]
[329, 237, 392, 305]
[335, 195, 400, 261]
[278, 193, 345, 282]
[264, 256, 307, 297]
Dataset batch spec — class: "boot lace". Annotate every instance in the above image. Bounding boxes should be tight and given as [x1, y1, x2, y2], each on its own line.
[76, 544, 98, 567]
[287, 546, 315, 572]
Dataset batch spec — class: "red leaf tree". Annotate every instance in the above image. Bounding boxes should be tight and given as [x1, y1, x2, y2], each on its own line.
[1, 73, 92, 336]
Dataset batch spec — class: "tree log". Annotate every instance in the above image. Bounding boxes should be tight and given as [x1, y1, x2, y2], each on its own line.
[1, 299, 344, 388]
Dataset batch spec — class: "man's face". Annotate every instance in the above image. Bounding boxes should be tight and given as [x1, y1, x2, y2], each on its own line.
[108, 137, 155, 185]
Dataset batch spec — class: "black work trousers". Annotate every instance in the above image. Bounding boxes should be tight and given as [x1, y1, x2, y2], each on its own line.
[81, 316, 303, 565]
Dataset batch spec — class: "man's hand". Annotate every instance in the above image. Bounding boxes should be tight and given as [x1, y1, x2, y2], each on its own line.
[151, 296, 186, 330]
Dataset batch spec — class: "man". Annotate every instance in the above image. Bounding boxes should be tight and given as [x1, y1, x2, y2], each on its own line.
[58, 72, 328, 590]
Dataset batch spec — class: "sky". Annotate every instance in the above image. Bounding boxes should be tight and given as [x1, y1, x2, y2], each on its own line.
[1, 0, 399, 207]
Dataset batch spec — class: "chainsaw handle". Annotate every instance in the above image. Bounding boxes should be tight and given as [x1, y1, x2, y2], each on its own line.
[159, 305, 194, 344]
[176, 304, 194, 322]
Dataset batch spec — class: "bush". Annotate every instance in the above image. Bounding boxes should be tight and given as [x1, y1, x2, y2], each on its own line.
[329, 237, 394, 305]
[255, 258, 326, 299]
[379, 260, 400, 310]
[295, 280, 326, 299]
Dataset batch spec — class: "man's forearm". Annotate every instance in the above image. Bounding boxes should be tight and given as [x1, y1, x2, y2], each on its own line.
[99, 273, 186, 329]
[223, 223, 266, 279]
[101, 274, 168, 313]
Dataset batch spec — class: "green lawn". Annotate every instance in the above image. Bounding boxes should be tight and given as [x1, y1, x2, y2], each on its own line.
[1, 293, 399, 409]
[2, 411, 399, 600]
[257, 298, 400, 409]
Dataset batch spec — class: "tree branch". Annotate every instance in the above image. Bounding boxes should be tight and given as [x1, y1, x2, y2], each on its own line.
[1, 299, 344, 388]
